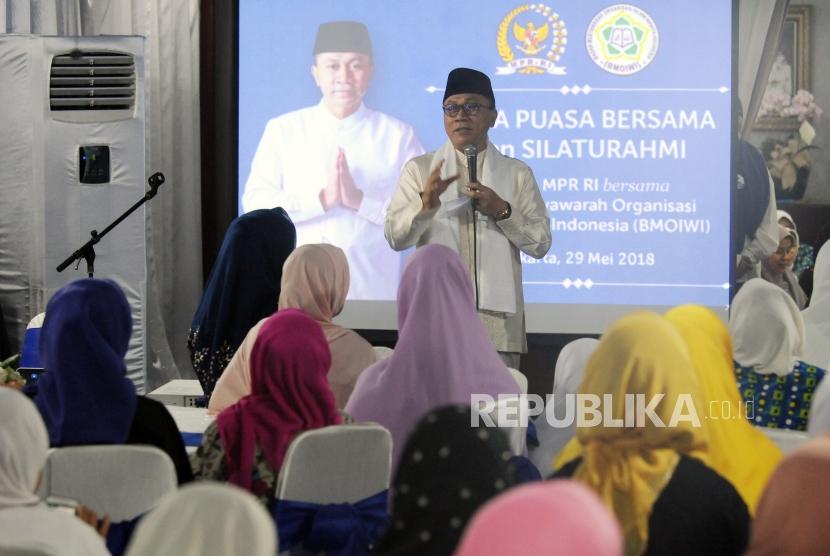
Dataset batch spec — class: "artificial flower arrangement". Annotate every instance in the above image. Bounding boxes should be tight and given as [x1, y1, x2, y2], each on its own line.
[0, 354, 25, 388]
[759, 90, 823, 200]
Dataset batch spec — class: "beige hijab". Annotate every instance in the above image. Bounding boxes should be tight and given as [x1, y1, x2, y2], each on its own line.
[208, 244, 376, 413]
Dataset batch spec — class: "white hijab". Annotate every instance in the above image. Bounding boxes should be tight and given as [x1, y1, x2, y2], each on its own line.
[808, 377, 830, 437]
[730, 278, 805, 376]
[125, 483, 276, 556]
[529, 338, 599, 475]
[0, 390, 108, 556]
[0, 388, 49, 508]
[802, 241, 830, 370]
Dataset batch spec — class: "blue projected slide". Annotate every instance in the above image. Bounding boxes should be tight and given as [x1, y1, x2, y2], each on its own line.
[238, 1, 734, 331]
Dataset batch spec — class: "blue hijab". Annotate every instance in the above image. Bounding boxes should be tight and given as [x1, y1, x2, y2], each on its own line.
[35, 279, 136, 446]
[188, 208, 296, 399]
[733, 139, 771, 256]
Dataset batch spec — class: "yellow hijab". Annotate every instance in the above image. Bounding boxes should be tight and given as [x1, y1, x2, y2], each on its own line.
[665, 304, 782, 514]
[560, 311, 708, 556]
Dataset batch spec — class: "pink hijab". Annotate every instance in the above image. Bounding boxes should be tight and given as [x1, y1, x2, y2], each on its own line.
[344, 244, 520, 465]
[216, 309, 341, 490]
[208, 244, 376, 413]
[455, 480, 623, 556]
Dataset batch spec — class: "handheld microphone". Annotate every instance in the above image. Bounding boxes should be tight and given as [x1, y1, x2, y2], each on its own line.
[463, 144, 477, 184]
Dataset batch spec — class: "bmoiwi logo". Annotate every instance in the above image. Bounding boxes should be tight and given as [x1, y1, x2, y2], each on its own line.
[586, 4, 659, 75]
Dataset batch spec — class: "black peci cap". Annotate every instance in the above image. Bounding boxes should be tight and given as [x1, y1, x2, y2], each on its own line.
[443, 67, 495, 106]
[313, 21, 373, 57]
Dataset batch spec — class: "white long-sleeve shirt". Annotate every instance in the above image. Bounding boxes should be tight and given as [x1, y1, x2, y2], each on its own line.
[385, 145, 551, 352]
[243, 101, 424, 299]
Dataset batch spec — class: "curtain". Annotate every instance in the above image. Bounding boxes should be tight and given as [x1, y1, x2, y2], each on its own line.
[1, 0, 202, 391]
[738, 0, 790, 138]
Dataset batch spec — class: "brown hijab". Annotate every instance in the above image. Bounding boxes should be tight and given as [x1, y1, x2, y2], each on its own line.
[746, 434, 830, 555]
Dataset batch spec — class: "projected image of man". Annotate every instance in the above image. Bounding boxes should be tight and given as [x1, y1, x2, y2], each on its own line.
[242, 21, 424, 299]
[385, 68, 551, 367]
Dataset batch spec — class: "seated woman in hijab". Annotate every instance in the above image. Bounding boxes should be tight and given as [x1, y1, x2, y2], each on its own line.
[801, 241, 830, 371]
[777, 209, 814, 279]
[373, 405, 518, 556]
[553, 311, 749, 556]
[730, 278, 826, 431]
[0, 389, 109, 556]
[190, 309, 341, 504]
[665, 305, 782, 514]
[32, 279, 192, 484]
[209, 244, 375, 413]
[345, 245, 521, 466]
[188, 208, 295, 401]
[125, 483, 275, 556]
[761, 224, 808, 309]
[455, 481, 622, 556]
[529, 338, 599, 476]
[746, 434, 830, 555]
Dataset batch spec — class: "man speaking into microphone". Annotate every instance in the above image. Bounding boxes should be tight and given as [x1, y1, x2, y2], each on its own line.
[385, 68, 551, 367]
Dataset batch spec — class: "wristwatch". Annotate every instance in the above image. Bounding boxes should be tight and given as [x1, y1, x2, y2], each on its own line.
[495, 202, 512, 221]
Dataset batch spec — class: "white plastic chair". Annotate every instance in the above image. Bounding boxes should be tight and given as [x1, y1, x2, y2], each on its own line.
[275, 424, 392, 556]
[761, 427, 810, 455]
[276, 423, 392, 504]
[38, 445, 177, 522]
[372, 346, 393, 361]
[507, 367, 528, 394]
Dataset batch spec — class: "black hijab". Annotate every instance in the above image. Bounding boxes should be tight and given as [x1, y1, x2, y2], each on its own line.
[374, 405, 517, 556]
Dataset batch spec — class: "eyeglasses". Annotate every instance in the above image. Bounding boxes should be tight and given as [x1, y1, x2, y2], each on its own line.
[442, 102, 492, 116]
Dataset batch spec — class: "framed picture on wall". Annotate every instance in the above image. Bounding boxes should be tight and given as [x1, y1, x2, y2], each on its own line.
[754, 5, 811, 131]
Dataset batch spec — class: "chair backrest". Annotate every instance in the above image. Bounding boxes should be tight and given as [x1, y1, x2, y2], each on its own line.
[372, 346, 393, 361]
[38, 445, 177, 522]
[276, 424, 392, 504]
[475, 396, 528, 456]
[507, 367, 528, 394]
[761, 427, 810, 455]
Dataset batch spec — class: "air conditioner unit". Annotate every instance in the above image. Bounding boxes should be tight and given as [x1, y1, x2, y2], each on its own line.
[0, 35, 147, 390]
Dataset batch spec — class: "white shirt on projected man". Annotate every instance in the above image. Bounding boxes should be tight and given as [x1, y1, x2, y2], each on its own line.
[242, 100, 424, 299]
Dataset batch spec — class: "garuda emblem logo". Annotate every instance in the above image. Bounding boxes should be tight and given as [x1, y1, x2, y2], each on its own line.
[497, 4, 567, 75]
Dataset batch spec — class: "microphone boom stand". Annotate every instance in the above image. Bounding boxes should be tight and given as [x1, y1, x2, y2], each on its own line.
[56, 172, 165, 277]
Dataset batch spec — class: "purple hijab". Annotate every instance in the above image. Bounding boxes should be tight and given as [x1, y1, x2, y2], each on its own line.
[35, 279, 137, 446]
[345, 244, 521, 464]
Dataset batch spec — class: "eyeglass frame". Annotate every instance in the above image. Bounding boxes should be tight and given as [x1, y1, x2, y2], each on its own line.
[441, 102, 494, 117]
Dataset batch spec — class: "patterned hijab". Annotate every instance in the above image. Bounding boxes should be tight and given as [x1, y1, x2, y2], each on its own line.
[35, 279, 136, 446]
[345, 244, 520, 466]
[559, 312, 708, 556]
[188, 208, 295, 399]
[746, 434, 830, 555]
[373, 405, 516, 556]
[455, 480, 623, 556]
[216, 309, 341, 490]
[665, 305, 782, 513]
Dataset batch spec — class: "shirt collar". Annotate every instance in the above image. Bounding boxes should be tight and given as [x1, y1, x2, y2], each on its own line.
[315, 100, 369, 132]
